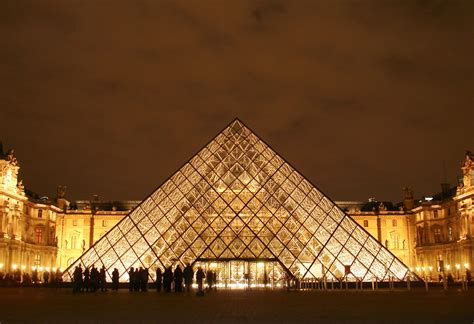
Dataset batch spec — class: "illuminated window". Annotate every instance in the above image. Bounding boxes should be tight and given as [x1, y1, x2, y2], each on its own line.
[433, 227, 442, 243]
[102, 220, 108, 227]
[363, 220, 368, 227]
[392, 219, 397, 227]
[34, 254, 41, 266]
[448, 226, 453, 241]
[35, 228, 43, 244]
[71, 235, 77, 249]
[38, 210, 43, 218]
[433, 210, 438, 219]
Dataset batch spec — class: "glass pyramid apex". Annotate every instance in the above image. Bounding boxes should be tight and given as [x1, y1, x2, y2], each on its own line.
[63, 119, 411, 283]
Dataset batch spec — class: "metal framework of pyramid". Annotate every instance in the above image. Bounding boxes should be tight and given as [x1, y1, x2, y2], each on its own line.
[64, 119, 411, 282]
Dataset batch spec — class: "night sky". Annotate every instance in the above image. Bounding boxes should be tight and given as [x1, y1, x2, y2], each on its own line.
[1, 1, 473, 203]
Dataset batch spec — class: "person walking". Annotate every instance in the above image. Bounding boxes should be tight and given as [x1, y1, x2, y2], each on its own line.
[183, 263, 194, 293]
[174, 265, 183, 292]
[43, 269, 50, 285]
[90, 265, 99, 292]
[112, 268, 119, 291]
[155, 268, 163, 292]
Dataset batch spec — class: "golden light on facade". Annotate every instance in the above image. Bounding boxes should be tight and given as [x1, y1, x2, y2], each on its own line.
[464, 263, 469, 269]
[12, 264, 17, 270]
[446, 265, 451, 270]
[428, 266, 433, 271]
[455, 264, 460, 270]
[21, 265, 26, 270]
[63, 120, 412, 283]
[0, 263, 3, 269]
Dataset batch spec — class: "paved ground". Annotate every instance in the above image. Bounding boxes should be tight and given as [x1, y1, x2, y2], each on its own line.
[0, 287, 472, 323]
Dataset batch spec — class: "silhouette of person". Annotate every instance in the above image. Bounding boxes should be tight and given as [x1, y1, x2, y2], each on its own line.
[141, 268, 149, 292]
[43, 270, 50, 285]
[206, 270, 213, 291]
[163, 266, 173, 293]
[100, 266, 107, 292]
[73, 265, 83, 293]
[183, 263, 194, 292]
[156, 268, 163, 292]
[112, 268, 119, 290]
[128, 267, 134, 292]
[196, 267, 205, 294]
[466, 268, 472, 283]
[90, 265, 99, 292]
[174, 265, 183, 292]
[83, 268, 90, 292]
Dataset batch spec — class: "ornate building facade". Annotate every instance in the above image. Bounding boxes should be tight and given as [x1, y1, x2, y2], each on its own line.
[1, 141, 473, 281]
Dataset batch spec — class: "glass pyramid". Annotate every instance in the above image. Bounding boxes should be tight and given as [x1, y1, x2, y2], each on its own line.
[64, 119, 410, 283]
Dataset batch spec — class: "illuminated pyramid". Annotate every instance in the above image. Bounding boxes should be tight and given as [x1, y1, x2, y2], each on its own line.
[64, 119, 410, 282]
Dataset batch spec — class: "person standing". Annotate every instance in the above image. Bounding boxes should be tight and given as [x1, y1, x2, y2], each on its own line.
[156, 268, 163, 292]
[99, 266, 107, 292]
[206, 270, 213, 291]
[174, 265, 183, 292]
[163, 266, 173, 293]
[140, 268, 148, 292]
[183, 263, 194, 293]
[83, 268, 90, 292]
[112, 268, 119, 291]
[196, 267, 205, 295]
[43, 269, 50, 285]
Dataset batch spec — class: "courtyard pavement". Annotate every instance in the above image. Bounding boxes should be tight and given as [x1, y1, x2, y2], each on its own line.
[0, 287, 472, 323]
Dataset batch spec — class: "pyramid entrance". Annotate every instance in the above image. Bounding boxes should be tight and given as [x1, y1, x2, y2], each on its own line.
[64, 119, 411, 285]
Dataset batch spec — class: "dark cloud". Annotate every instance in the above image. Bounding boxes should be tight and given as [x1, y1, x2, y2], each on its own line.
[1, 0, 473, 202]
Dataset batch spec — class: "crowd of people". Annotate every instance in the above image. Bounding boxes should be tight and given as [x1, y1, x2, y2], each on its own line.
[71, 263, 218, 294]
[0, 268, 63, 287]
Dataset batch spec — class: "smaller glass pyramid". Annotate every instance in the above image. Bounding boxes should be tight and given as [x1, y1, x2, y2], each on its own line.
[64, 119, 411, 283]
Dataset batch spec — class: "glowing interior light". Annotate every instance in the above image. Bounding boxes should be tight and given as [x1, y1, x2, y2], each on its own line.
[61, 120, 412, 283]
[12, 264, 18, 270]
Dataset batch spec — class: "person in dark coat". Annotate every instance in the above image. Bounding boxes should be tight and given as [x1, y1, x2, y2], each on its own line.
[128, 267, 134, 292]
[183, 264, 194, 292]
[141, 268, 149, 292]
[32, 269, 39, 286]
[196, 267, 205, 294]
[466, 268, 472, 283]
[134, 268, 141, 291]
[174, 265, 183, 292]
[112, 268, 119, 291]
[156, 268, 163, 292]
[90, 265, 99, 292]
[206, 270, 213, 291]
[43, 270, 50, 285]
[83, 268, 90, 292]
[163, 266, 173, 293]
[100, 266, 107, 292]
[73, 266, 83, 293]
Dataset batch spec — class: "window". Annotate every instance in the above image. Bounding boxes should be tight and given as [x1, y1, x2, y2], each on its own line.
[433, 227, 442, 243]
[363, 220, 369, 227]
[35, 228, 43, 244]
[34, 254, 41, 266]
[72, 219, 77, 226]
[447, 208, 451, 216]
[392, 219, 397, 227]
[448, 226, 453, 241]
[38, 210, 43, 218]
[71, 235, 77, 249]
[102, 220, 108, 227]
[433, 210, 438, 219]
